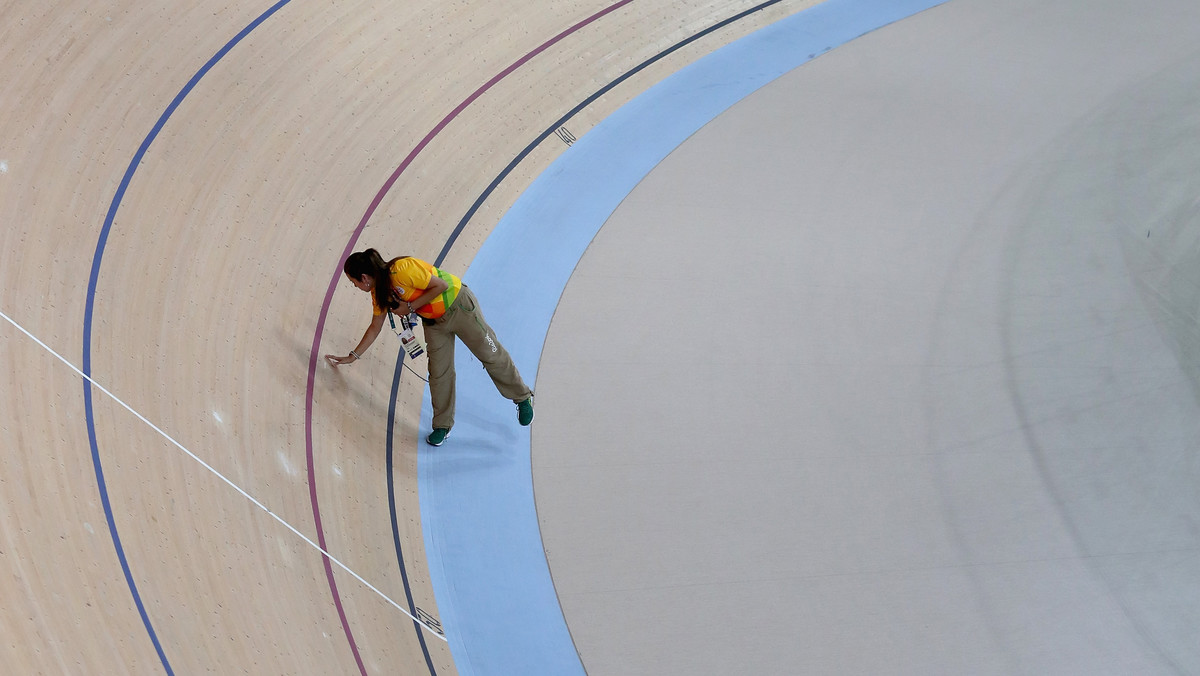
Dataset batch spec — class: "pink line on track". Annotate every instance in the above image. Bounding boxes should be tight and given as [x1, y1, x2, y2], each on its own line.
[302, 1, 635, 672]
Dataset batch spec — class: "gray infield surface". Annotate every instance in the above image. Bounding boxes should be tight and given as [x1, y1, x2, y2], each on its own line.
[534, 0, 1200, 673]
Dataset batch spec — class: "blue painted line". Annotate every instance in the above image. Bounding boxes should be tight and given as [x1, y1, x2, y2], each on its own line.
[416, 0, 949, 674]
[386, 354, 439, 675]
[83, 2, 292, 673]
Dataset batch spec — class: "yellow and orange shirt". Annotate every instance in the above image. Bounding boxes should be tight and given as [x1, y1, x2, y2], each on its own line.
[371, 256, 462, 319]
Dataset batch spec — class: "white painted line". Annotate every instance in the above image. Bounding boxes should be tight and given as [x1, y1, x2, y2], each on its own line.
[0, 307, 446, 641]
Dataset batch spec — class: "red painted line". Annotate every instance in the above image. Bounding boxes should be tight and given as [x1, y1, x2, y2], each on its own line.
[302, 1, 636, 671]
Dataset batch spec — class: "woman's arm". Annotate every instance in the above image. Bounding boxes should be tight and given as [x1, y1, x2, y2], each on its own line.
[324, 311, 386, 367]
[403, 274, 449, 314]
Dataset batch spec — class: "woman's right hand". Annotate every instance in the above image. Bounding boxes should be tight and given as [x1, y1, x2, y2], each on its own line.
[324, 353, 357, 367]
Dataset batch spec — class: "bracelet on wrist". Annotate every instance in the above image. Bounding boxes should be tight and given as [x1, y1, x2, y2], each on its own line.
[349, 350, 361, 360]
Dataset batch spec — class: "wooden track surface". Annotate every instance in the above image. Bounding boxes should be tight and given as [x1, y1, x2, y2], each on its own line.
[0, 0, 814, 672]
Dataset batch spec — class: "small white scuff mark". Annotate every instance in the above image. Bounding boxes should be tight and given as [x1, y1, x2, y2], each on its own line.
[277, 450, 297, 477]
[0, 160, 8, 173]
[331, 464, 343, 477]
[83, 522, 95, 534]
[277, 538, 294, 567]
[212, 410, 223, 424]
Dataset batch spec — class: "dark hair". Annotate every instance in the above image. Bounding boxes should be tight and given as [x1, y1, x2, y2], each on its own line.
[345, 248, 403, 312]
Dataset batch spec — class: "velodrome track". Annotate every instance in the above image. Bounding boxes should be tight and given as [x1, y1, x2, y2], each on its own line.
[4, 0, 1200, 674]
[0, 1, 811, 673]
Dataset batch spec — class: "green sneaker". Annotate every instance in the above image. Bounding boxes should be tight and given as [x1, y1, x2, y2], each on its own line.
[426, 428, 450, 446]
[517, 396, 534, 426]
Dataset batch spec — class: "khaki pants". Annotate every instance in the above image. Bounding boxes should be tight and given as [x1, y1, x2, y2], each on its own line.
[423, 285, 531, 430]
